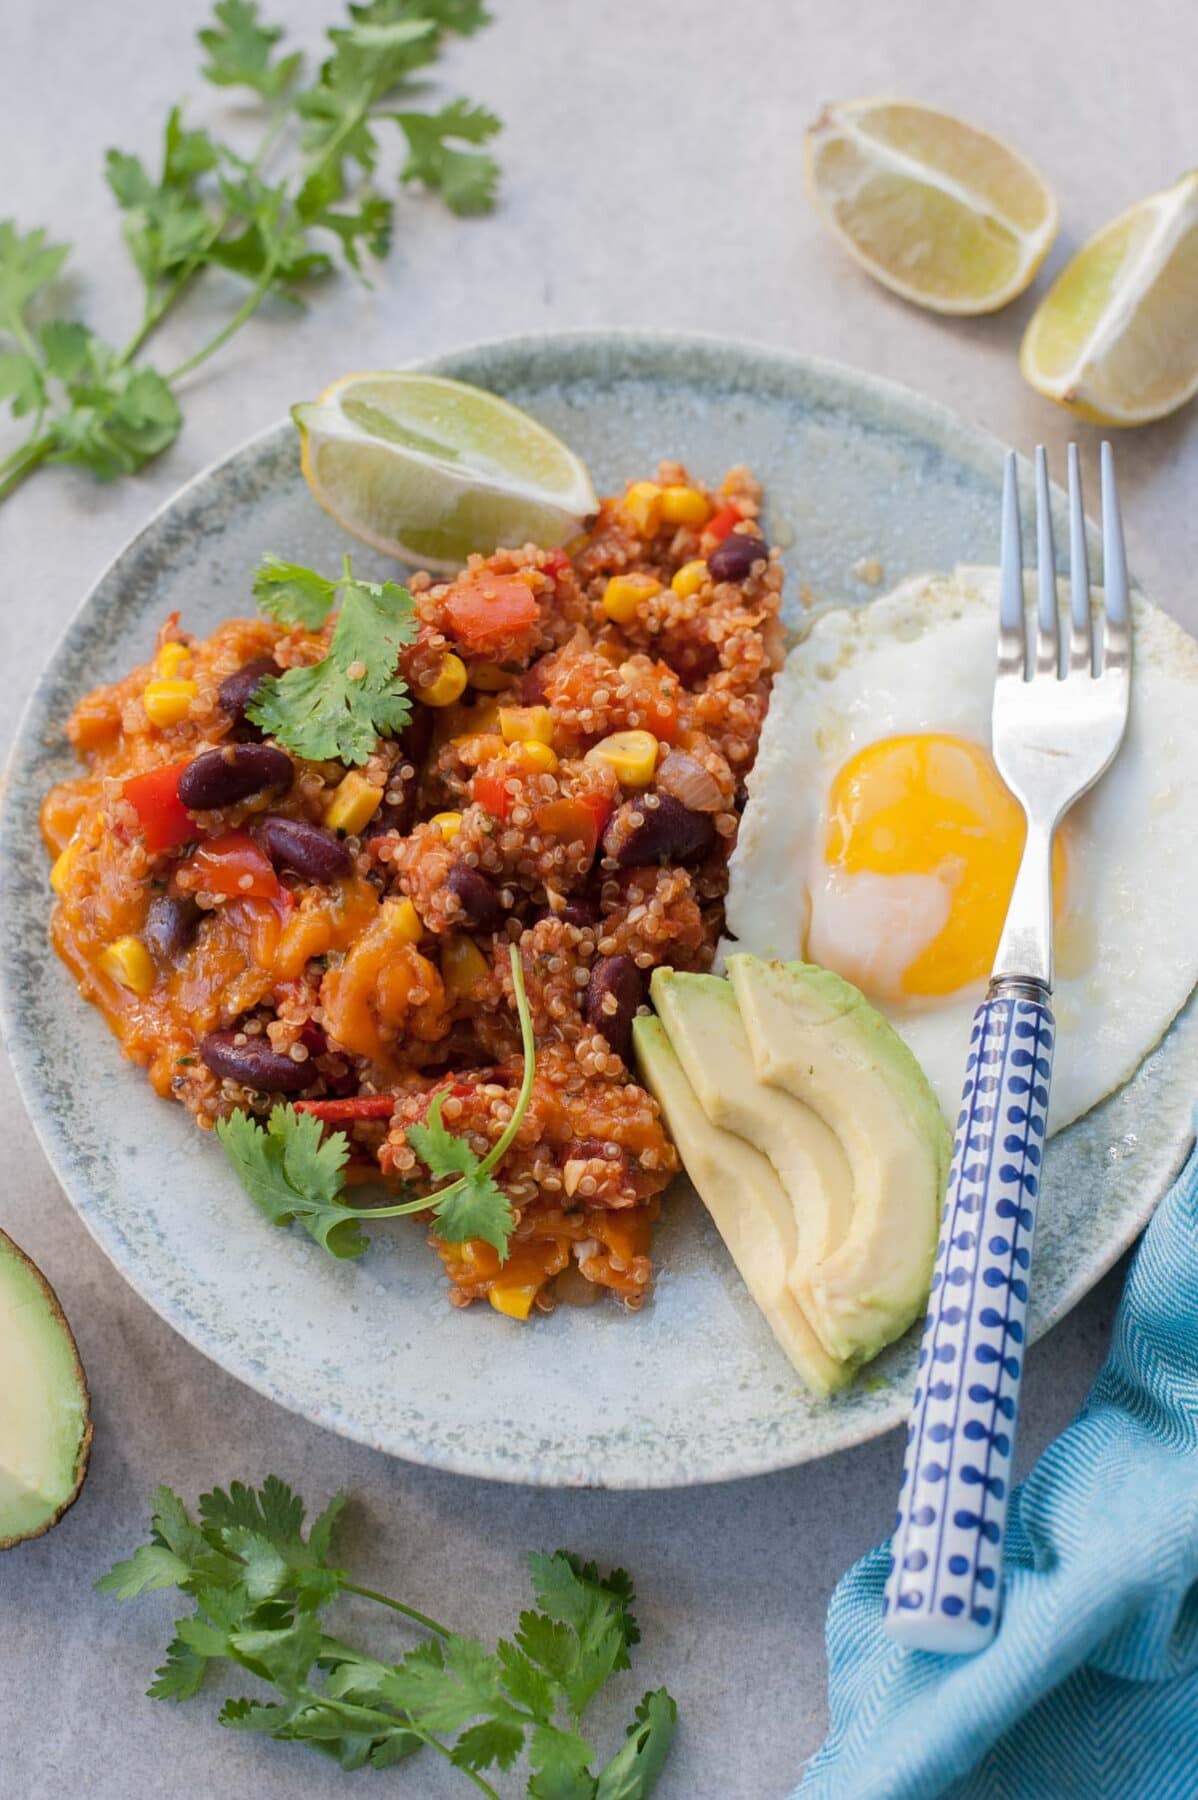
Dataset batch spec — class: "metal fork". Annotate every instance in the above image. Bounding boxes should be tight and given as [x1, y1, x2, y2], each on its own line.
[883, 443, 1132, 1654]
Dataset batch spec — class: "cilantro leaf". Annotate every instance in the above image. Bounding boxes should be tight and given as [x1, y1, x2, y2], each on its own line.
[247, 560, 416, 763]
[407, 1091, 517, 1253]
[519, 1554, 639, 1722]
[594, 1690, 678, 1800]
[528, 1722, 598, 1799]
[198, 0, 303, 99]
[0, 350, 44, 415]
[103, 1474, 679, 1795]
[396, 99, 502, 215]
[33, 329, 181, 480]
[105, 110, 220, 286]
[215, 1105, 367, 1256]
[0, 221, 69, 339]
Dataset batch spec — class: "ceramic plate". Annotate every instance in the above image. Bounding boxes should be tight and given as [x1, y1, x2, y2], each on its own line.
[3, 332, 1195, 1488]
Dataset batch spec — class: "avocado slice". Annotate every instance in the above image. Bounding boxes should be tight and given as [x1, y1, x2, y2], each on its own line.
[632, 1016, 850, 1398]
[0, 1230, 92, 1549]
[727, 956, 949, 1365]
[648, 967, 853, 1351]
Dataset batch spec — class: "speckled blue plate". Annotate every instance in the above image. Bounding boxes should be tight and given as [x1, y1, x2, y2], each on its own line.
[3, 332, 1195, 1488]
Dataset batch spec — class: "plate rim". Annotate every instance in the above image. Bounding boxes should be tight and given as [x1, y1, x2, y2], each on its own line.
[2, 326, 1191, 1488]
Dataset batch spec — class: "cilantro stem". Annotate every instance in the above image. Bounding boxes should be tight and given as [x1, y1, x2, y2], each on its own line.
[167, 250, 283, 381]
[317, 942, 535, 1231]
[0, 432, 53, 500]
[477, 942, 536, 1182]
[342, 1581, 451, 1641]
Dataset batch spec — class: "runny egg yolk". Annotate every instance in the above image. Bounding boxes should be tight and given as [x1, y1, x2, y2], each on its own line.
[820, 733, 1067, 1000]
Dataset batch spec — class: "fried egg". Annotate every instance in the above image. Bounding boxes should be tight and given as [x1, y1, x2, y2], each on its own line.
[725, 567, 1198, 1135]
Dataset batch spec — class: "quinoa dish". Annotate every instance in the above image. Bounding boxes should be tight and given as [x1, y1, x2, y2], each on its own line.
[41, 465, 782, 1321]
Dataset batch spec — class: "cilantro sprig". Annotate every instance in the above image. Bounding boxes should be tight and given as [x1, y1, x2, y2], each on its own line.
[247, 554, 417, 763]
[99, 1476, 678, 1797]
[217, 942, 535, 1260]
[0, 0, 500, 503]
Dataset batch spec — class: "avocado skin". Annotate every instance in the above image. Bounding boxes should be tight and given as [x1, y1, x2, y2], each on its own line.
[0, 1229, 92, 1550]
[727, 955, 949, 1365]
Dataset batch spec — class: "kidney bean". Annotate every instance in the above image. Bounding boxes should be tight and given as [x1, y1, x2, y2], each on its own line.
[584, 955, 644, 1063]
[602, 793, 716, 867]
[708, 530, 769, 583]
[447, 862, 504, 932]
[200, 1029, 315, 1094]
[259, 814, 352, 883]
[217, 657, 279, 737]
[519, 657, 551, 702]
[400, 704, 435, 766]
[143, 894, 202, 961]
[178, 743, 294, 811]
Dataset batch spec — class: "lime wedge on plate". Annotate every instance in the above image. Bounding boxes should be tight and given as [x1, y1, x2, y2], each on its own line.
[1021, 170, 1198, 425]
[804, 98, 1058, 315]
[294, 372, 598, 570]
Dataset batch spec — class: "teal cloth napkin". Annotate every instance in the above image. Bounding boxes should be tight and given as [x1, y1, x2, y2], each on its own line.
[798, 1116, 1198, 1800]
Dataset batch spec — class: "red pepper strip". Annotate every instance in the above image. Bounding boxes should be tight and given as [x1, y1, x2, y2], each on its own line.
[294, 1096, 397, 1122]
[123, 761, 194, 853]
[472, 770, 512, 822]
[177, 830, 280, 901]
[706, 503, 742, 544]
[442, 571, 540, 654]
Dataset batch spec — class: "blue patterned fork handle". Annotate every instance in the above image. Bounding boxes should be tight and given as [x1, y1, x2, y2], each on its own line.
[883, 982, 1054, 1653]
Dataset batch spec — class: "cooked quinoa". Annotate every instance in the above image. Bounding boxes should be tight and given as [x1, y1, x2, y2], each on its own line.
[42, 464, 783, 1318]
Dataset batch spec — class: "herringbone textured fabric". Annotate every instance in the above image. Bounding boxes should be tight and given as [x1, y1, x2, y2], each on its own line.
[798, 1120, 1198, 1800]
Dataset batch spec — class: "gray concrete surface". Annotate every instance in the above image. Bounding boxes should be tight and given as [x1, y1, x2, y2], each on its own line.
[2, 2, 1194, 1795]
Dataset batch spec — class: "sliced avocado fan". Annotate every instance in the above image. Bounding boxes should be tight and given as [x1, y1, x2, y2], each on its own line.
[728, 956, 949, 1366]
[632, 1016, 850, 1398]
[0, 1230, 92, 1549]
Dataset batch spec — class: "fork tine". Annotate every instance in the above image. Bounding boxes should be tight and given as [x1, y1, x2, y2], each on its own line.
[1067, 445, 1093, 674]
[999, 452, 1026, 678]
[1034, 446, 1059, 676]
[1100, 442, 1131, 674]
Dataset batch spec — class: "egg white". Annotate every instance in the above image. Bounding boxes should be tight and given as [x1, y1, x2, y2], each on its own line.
[725, 567, 1198, 1136]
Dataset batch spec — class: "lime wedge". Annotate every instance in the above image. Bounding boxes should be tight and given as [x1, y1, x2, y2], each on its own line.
[293, 371, 598, 570]
[1020, 170, 1198, 425]
[804, 98, 1058, 315]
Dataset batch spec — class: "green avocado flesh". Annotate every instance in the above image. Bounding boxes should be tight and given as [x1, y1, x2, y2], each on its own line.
[640, 956, 948, 1388]
[648, 968, 854, 1344]
[0, 1231, 91, 1548]
[632, 1017, 849, 1397]
[726, 956, 949, 1365]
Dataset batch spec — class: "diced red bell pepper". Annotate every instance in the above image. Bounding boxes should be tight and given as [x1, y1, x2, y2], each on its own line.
[442, 571, 540, 655]
[541, 548, 571, 581]
[294, 1095, 397, 1122]
[706, 503, 742, 544]
[123, 762, 194, 853]
[535, 792, 612, 859]
[177, 830, 280, 901]
[472, 770, 512, 823]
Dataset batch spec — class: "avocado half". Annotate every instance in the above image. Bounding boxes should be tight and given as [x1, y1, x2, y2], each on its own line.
[0, 1230, 92, 1549]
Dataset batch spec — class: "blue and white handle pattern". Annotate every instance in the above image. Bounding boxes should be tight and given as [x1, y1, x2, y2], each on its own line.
[884, 991, 1054, 1653]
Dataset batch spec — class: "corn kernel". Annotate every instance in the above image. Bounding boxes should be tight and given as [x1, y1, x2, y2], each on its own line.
[49, 837, 82, 896]
[155, 642, 191, 678]
[602, 573, 661, 625]
[516, 739, 558, 774]
[659, 485, 710, 528]
[622, 481, 663, 536]
[587, 728, 659, 788]
[469, 661, 514, 692]
[417, 653, 468, 708]
[499, 704, 554, 746]
[324, 771, 384, 836]
[99, 935, 155, 996]
[671, 559, 709, 600]
[441, 933, 490, 998]
[385, 898, 423, 944]
[488, 1282, 537, 1321]
[431, 811, 463, 841]
[143, 677, 198, 727]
